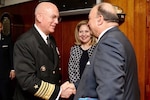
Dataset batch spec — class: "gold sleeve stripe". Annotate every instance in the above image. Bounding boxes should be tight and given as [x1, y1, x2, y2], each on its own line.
[36, 81, 46, 97]
[38, 82, 48, 97]
[34, 81, 55, 100]
[43, 83, 55, 99]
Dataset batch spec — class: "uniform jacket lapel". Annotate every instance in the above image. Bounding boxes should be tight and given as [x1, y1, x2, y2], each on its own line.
[48, 35, 59, 69]
[32, 27, 54, 67]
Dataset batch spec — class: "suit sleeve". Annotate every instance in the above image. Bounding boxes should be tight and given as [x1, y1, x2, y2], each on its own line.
[94, 37, 125, 100]
[13, 40, 60, 100]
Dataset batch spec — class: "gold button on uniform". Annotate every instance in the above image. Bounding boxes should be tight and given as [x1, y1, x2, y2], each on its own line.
[40, 65, 46, 71]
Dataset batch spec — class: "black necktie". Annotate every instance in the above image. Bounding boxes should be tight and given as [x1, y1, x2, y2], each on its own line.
[47, 36, 53, 48]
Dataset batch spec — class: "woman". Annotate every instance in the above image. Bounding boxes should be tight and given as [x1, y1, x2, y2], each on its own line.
[68, 20, 97, 88]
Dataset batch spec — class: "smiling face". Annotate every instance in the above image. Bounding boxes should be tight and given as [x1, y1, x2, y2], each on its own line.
[35, 2, 60, 35]
[78, 24, 92, 45]
[42, 7, 59, 34]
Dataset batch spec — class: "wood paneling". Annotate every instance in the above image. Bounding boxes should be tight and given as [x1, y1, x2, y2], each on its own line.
[0, 0, 38, 42]
[146, 0, 150, 100]
[0, 0, 148, 100]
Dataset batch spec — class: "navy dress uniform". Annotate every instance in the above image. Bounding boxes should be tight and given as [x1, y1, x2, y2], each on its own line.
[0, 34, 14, 100]
[13, 26, 61, 100]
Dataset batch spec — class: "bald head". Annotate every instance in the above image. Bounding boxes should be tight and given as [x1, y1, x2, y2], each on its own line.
[35, 2, 58, 17]
[97, 2, 117, 15]
[34, 2, 60, 34]
[90, 2, 119, 23]
[88, 2, 119, 37]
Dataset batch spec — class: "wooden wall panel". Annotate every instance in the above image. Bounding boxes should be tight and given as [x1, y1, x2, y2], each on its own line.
[134, 1, 147, 100]
[146, 0, 150, 99]
[0, 0, 38, 42]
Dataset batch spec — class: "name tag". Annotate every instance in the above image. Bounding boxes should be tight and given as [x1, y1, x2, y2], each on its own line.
[2, 45, 8, 48]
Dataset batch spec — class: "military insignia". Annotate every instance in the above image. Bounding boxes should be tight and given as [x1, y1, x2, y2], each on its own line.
[34, 84, 39, 89]
[2, 45, 8, 48]
[40, 65, 46, 71]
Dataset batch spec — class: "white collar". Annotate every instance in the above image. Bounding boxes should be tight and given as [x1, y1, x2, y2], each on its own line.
[34, 24, 48, 44]
[97, 26, 115, 42]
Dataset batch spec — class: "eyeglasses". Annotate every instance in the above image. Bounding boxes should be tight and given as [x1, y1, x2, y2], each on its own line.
[49, 15, 62, 23]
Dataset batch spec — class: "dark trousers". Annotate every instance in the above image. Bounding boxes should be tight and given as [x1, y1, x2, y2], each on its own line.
[0, 79, 15, 100]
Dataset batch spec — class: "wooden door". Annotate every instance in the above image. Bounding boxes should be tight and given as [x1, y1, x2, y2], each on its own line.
[146, 0, 150, 99]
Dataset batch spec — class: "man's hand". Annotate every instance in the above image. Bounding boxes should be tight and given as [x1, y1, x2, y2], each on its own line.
[60, 81, 76, 98]
[9, 70, 15, 80]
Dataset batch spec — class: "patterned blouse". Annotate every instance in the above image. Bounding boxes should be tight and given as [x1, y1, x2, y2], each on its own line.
[68, 44, 96, 84]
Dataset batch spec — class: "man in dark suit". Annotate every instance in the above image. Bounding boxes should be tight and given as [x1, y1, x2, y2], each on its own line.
[13, 2, 76, 100]
[0, 22, 15, 100]
[74, 2, 140, 100]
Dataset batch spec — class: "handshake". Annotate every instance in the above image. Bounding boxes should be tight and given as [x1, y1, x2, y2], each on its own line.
[60, 81, 76, 98]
